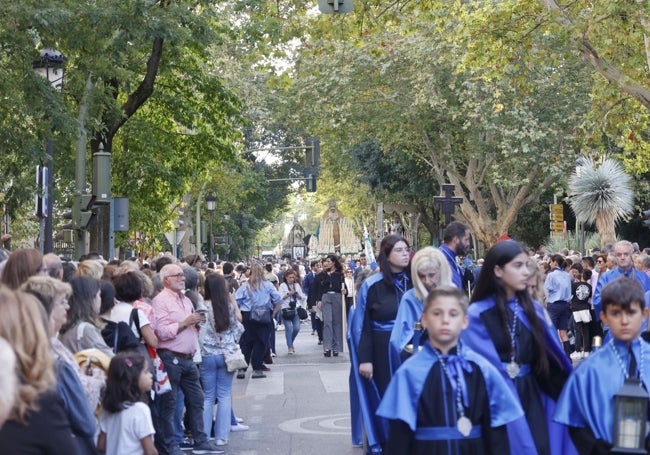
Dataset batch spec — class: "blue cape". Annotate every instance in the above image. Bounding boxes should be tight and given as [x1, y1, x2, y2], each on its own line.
[460, 296, 578, 455]
[388, 288, 423, 373]
[377, 340, 524, 432]
[554, 337, 650, 443]
[347, 272, 388, 451]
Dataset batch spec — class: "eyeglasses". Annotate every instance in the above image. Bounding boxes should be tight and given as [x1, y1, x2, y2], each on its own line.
[167, 273, 186, 279]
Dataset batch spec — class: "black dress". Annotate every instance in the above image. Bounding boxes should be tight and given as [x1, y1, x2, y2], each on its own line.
[384, 346, 510, 455]
[481, 306, 567, 455]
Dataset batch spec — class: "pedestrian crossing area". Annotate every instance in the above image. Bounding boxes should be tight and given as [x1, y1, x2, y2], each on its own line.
[234, 365, 350, 396]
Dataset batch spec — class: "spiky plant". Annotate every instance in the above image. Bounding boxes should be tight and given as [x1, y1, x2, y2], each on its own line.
[568, 156, 633, 248]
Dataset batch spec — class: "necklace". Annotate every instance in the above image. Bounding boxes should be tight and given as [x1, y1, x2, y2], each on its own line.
[435, 345, 473, 437]
[610, 340, 645, 381]
[505, 300, 520, 379]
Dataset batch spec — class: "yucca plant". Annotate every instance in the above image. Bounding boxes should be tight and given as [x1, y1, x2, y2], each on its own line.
[568, 156, 633, 248]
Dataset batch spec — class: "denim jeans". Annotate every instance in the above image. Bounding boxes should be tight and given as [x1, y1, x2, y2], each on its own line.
[158, 350, 207, 452]
[282, 312, 300, 348]
[200, 354, 234, 441]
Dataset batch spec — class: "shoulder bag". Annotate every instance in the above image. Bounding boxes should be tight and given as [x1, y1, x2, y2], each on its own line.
[248, 284, 272, 324]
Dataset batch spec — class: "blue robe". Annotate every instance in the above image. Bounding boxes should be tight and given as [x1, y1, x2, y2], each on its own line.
[377, 340, 524, 433]
[388, 289, 423, 373]
[554, 337, 650, 444]
[461, 296, 578, 455]
[348, 272, 388, 451]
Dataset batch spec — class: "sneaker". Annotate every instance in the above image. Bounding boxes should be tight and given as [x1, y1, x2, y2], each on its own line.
[236, 369, 246, 379]
[569, 351, 582, 361]
[215, 439, 228, 446]
[180, 437, 194, 450]
[236, 417, 244, 423]
[251, 370, 266, 378]
[231, 423, 250, 432]
[192, 440, 224, 454]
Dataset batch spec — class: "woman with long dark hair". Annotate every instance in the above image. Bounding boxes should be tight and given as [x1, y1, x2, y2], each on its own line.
[315, 254, 347, 357]
[348, 234, 412, 452]
[59, 276, 114, 358]
[200, 273, 244, 446]
[461, 240, 576, 455]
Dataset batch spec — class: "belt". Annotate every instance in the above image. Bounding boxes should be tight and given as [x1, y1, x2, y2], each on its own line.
[158, 348, 194, 359]
[414, 425, 482, 440]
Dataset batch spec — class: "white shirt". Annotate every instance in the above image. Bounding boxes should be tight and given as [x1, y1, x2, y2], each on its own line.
[99, 401, 155, 455]
[110, 302, 151, 338]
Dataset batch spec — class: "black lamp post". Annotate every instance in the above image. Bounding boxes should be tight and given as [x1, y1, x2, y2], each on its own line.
[33, 49, 66, 253]
[205, 192, 216, 262]
[611, 379, 649, 454]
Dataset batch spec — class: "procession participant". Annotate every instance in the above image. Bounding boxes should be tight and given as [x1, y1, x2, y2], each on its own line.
[461, 240, 577, 455]
[378, 286, 524, 454]
[348, 234, 412, 452]
[388, 246, 452, 372]
[555, 277, 650, 454]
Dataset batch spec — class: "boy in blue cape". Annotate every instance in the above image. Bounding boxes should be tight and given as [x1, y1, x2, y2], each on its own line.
[555, 276, 650, 454]
[377, 286, 523, 454]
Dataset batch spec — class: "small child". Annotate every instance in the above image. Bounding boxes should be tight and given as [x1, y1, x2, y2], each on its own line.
[377, 286, 524, 454]
[555, 276, 649, 453]
[98, 352, 157, 455]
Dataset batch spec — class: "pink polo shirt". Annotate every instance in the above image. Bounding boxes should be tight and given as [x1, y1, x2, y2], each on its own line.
[152, 288, 198, 355]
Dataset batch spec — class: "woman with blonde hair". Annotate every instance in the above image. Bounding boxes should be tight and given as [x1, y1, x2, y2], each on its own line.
[388, 246, 453, 372]
[234, 262, 282, 379]
[76, 259, 104, 280]
[0, 286, 78, 453]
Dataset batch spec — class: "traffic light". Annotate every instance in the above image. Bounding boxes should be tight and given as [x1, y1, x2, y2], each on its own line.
[643, 209, 650, 228]
[318, 0, 353, 13]
[306, 173, 317, 192]
[305, 138, 320, 169]
[75, 194, 96, 229]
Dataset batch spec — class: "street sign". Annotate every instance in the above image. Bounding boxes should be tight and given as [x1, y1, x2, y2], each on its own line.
[549, 204, 563, 214]
[550, 221, 564, 231]
[550, 231, 565, 238]
[550, 212, 564, 221]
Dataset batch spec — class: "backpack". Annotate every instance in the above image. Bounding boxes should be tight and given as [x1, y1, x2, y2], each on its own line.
[100, 309, 141, 353]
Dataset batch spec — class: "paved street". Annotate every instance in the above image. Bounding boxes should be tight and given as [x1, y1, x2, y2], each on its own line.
[225, 322, 362, 455]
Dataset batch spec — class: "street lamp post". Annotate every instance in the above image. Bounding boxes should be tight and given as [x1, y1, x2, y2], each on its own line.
[205, 193, 216, 262]
[33, 49, 66, 254]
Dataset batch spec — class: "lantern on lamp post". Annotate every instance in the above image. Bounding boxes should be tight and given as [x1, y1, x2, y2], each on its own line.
[611, 379, 649, 454]
[33, 48, 66, 253]
[205, 193, 216, 262]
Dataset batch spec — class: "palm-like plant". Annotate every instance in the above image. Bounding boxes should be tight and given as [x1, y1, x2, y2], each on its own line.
[568, 156, 633, 248]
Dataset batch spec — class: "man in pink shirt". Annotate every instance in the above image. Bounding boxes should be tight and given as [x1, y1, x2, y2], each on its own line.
[153, 264, 222, 455]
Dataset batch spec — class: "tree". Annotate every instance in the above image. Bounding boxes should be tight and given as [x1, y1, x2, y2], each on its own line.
[281, 16, 593, 247]
[568, 156, 634, 248]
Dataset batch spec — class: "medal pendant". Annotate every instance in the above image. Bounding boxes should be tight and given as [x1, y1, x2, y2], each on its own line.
[506, 361, 520, 379]
[173, 357, 179, 365]
[457, 416, 472, 437]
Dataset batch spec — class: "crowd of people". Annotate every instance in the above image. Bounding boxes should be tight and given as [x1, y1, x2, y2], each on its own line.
[1, 222, 650, 455]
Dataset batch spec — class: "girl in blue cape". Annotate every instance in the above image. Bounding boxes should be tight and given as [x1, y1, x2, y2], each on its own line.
[378, 286, 523, 454]
[460, 240, 577, 455]
[348, 234, 412, 452]
[388, 246, 452, 373]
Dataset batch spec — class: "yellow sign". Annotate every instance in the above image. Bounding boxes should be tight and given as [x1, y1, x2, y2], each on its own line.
[550, 231, 565, 238]
[549, 204, 563, 214]
[549, 212, 564, 221]
[550, 221, 564, 231]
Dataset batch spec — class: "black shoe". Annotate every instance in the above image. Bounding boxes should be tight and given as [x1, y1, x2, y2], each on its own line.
[324, 350, 331, 357]
[333, 351, 339, 357]
[236, 369, 246, 379]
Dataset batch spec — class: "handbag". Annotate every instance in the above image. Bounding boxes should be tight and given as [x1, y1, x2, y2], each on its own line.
[148, 345, 172, 395]
[247, 283, 272, 324]
[297, 306, 309, 320]
[281, 308, 297, 320]
[224, 347, 248, 372]
[251, 306, 272, 324]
